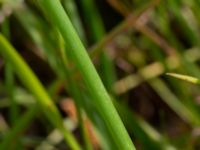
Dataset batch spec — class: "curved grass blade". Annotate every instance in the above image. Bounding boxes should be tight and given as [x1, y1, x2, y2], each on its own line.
[0, 34, 81, 150]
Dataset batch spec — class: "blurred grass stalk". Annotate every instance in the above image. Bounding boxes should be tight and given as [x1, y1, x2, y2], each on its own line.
[39, 0, 135, 149]
[2, 18, 19, 126]
[63, 0, 87, 45]
[77, 0, 117, 148]
[149, 78, 200, 126]
[57, 32, 93, 150]
[60, 1, 91, 148]
[79, 0, 116, 99]
[1, 18, 22, 149]
[0, 34, 81, 150]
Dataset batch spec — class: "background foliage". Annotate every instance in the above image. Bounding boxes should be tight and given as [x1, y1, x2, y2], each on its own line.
[1, 0, 200, 149]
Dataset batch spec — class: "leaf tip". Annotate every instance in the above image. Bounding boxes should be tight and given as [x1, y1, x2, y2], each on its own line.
[166, 72, 200, 84]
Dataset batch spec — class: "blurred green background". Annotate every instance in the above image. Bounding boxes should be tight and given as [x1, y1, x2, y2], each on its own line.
[1, 0, 200, 149]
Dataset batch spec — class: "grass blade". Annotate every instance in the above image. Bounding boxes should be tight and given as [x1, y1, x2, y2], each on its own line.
[0, 34, 81, 150]
[38, 0, 135, 149]
[166, 73, 200, 84]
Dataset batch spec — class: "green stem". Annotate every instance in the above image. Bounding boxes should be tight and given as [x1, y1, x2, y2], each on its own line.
[80, 0, 117, 92]
[2, 17, 19, 126]
[5, 63, 18, 125]
[39, 0, 135, 149]
[0, 34, 81, 150]
[58, 33, 93, 150]
[63, 0, 87, 45]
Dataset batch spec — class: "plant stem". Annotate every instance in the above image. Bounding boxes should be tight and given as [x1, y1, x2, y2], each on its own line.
[2, 18, 19, 126]
[39, 0, 135, 149]
[80, 0, 117, 93]
[58, 33, 93, 150]
[0, 34, 81, 150]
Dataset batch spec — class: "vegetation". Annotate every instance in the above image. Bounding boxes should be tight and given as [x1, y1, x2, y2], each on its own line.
[0, 0, 200, 149]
